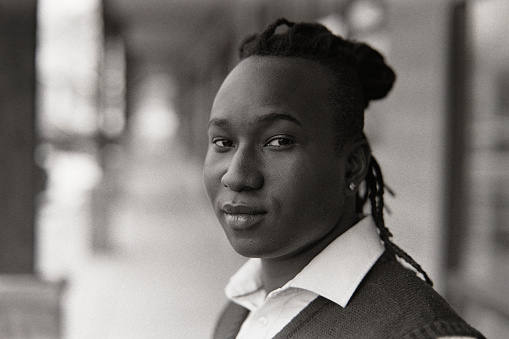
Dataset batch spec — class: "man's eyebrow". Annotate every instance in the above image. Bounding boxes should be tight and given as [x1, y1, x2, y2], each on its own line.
[208, 118, 230, 128]
[255, 112, 302, 127]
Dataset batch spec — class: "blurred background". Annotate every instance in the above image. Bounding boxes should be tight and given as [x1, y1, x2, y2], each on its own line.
[0, 0, 508, 338]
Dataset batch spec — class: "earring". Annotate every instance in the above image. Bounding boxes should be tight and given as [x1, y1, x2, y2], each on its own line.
[349, 182, 356, 191]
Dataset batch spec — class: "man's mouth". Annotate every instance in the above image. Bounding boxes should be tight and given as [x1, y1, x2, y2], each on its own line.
[221, 203, 267, 230]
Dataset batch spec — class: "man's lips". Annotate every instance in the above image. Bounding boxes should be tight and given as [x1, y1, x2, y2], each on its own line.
[221, 203, 266, 215]
[221, 203, 267, 230]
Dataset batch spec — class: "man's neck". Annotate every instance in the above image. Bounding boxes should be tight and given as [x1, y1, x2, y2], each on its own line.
[260, 215, 358, 294]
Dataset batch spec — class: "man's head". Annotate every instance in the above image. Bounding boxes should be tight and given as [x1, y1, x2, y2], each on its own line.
[202, 19, 433, 285]
[202, 18, 396, 261]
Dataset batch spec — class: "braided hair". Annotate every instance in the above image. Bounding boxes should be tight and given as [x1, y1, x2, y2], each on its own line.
[239, 18, 433, 286]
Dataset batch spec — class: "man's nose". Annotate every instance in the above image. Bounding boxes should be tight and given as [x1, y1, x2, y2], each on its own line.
[220, 148, 263, 192]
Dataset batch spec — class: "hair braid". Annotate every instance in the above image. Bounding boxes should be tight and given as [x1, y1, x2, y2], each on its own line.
[365, 156, 434, 286]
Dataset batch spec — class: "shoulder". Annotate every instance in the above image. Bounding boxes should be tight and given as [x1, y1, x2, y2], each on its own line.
[348, 252, 481, 337]
[356, 251, 449, 316]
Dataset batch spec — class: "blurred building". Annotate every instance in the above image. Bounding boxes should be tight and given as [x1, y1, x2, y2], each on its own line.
[0, 0, 508, 338]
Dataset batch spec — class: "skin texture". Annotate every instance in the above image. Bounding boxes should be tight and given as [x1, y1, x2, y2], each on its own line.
[203, 56, 370, 292]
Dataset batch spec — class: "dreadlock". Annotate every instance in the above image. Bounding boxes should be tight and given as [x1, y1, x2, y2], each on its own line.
[239, 18, 433, 286]
[363, 157, 434, 285]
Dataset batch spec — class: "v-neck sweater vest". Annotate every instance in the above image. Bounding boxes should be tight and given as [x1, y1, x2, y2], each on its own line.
[213, 252, 485, 339]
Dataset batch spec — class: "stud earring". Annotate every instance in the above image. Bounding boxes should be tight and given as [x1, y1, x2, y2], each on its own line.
[349, 182, 356, 191]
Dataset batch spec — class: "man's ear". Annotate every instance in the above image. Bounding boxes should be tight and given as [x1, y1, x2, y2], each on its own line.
[344, 140, 371, 192]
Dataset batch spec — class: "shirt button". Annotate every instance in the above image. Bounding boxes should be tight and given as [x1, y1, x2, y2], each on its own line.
[258, 316, 268, 327]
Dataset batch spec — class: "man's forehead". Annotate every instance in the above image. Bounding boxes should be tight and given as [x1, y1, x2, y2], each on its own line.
[214, 57, 334, 106]
[231, 56, 333, 81]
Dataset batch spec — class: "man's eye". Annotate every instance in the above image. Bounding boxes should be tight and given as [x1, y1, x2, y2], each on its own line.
[265, 138, 294, 147]
[213, 139, 234, 148]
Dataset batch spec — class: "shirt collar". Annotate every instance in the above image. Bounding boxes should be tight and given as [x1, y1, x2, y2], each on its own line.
[225, 216, 385, 308]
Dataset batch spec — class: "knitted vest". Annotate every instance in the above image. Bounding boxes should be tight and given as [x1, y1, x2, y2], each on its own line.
[213, 252, 485, 339]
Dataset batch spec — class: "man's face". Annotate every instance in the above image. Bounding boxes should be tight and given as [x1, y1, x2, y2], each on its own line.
[203, 56, 350, 260]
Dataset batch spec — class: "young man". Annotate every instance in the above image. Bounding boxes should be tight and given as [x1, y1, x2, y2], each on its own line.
[203, 18, 484, 339]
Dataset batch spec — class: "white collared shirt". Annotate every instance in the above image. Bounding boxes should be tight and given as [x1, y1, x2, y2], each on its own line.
[225, 216, 385, 339]
[225, 216, 474, 339]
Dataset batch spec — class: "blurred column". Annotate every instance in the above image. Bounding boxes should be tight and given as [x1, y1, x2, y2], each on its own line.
[91, 7, 127, 252]
[0, 0, 37, 274]
[0, 1, 62, 338]
[443, 0, 470, 278]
